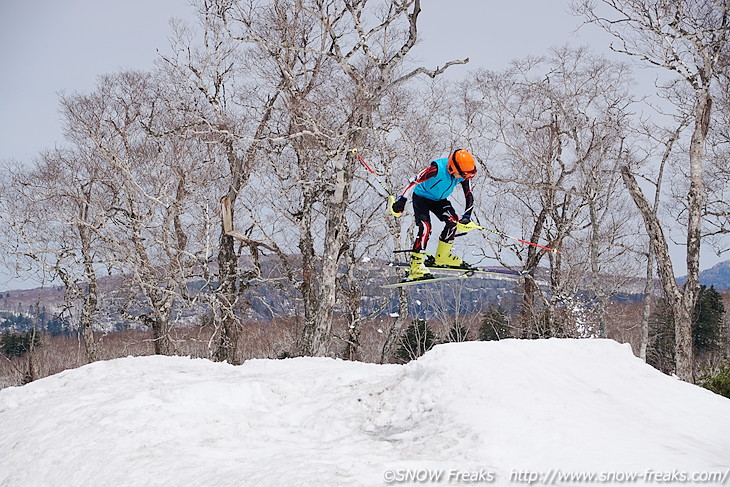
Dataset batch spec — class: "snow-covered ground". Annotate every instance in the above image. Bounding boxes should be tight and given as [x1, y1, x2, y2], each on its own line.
[1, 339, 729, 487]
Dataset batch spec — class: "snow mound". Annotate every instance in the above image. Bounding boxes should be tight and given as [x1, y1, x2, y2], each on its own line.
[1, 339, 729, 487]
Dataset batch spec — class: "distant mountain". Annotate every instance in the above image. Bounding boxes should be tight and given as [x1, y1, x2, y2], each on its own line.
[678, 260, 730, 290]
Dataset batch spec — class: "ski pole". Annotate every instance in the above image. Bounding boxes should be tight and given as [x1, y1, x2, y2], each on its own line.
[457, 221, 560, 254]
[350, 148, 401, 216]
[350, 148, 392, 197]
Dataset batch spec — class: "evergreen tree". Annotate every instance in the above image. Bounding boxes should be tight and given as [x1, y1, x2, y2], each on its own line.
[698, 361, 730, 399]
[648, 286, 727, 374]
[479, 305, 511, 341]
[396, 319, 436, 363]
[1, 332, 40, 357]
[445, 323, 471, 343]
[693, 285, 726, 356]
[46, 317, 69, 337]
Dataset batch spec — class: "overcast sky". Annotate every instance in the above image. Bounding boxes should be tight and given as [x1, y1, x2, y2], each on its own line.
[0, 0, 609, 163]
[0, 1, 724, 288]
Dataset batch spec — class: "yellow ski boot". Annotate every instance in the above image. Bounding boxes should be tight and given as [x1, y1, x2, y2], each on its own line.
[409, 252, 434, 280]
[433, 240, 471, 269]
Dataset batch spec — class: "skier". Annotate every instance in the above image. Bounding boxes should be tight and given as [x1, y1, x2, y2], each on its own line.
[389, 149, 477, 280]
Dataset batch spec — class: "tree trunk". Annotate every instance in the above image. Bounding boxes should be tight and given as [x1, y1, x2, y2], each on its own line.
[298, 151, 354, 356]
[79, 290, 98, 363]
[79, 224, 98, 363]
[639, 248, 654, 361]
[519, 276, 539, 338]
[296, 184, 318, 356]
[621, 166, 696, 381]
[588, 198, 607, 337]
[214, 227, 241, 364]
[214, 130, 245, 363]
[519, 212, 547, 338]
[676, 88, 712, 381]
[146, 299, 174, 356]
[342, 247, 364, 361]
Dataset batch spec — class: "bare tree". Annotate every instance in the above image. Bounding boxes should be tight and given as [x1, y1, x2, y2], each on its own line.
[466, 47, 635, 338]
[629, 117, 689, 360]
[158, 9, 286, 363]
[574, 0, 730, 381]
[206, 0, 467, 357]
[0, 146, 111, 363]
[705, 47, 730, 252]
[54, 72, 208, 356]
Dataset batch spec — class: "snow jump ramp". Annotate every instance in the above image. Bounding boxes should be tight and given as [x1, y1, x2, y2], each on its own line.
[1, 339, 728, 486]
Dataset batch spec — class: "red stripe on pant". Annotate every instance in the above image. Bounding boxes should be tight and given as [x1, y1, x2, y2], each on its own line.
[414, 221, 431, 252]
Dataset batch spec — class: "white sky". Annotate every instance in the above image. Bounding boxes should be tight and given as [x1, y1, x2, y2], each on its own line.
[0, 0, 725, 287]
[0, 0, 193, 162]
[0, 0, 607, 163]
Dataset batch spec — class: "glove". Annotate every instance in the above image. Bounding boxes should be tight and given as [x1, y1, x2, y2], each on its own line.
[459, 214, 471, 225]
[390, 195, 407, 216]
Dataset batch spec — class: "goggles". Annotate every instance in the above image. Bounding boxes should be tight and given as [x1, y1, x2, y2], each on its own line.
[452, 153, 477, 180]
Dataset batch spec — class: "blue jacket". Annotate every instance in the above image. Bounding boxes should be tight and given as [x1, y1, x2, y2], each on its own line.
[413, 158, 463, 201]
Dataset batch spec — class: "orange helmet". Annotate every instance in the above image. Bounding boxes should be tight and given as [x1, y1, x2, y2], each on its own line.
[448, 149, 477, 179]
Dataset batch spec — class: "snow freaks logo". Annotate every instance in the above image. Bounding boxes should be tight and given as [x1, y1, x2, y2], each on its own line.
[383, 469, 496, 484]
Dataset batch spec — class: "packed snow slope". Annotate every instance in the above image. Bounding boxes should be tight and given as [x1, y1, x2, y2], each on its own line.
[1, 339, 729, 487]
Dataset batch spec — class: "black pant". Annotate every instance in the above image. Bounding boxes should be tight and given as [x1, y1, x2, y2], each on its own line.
[411, 194, 458, 252]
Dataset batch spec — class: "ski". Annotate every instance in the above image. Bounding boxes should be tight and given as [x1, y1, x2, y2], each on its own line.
[387, 261, 530, 278]
[381, 271, 474, 288]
